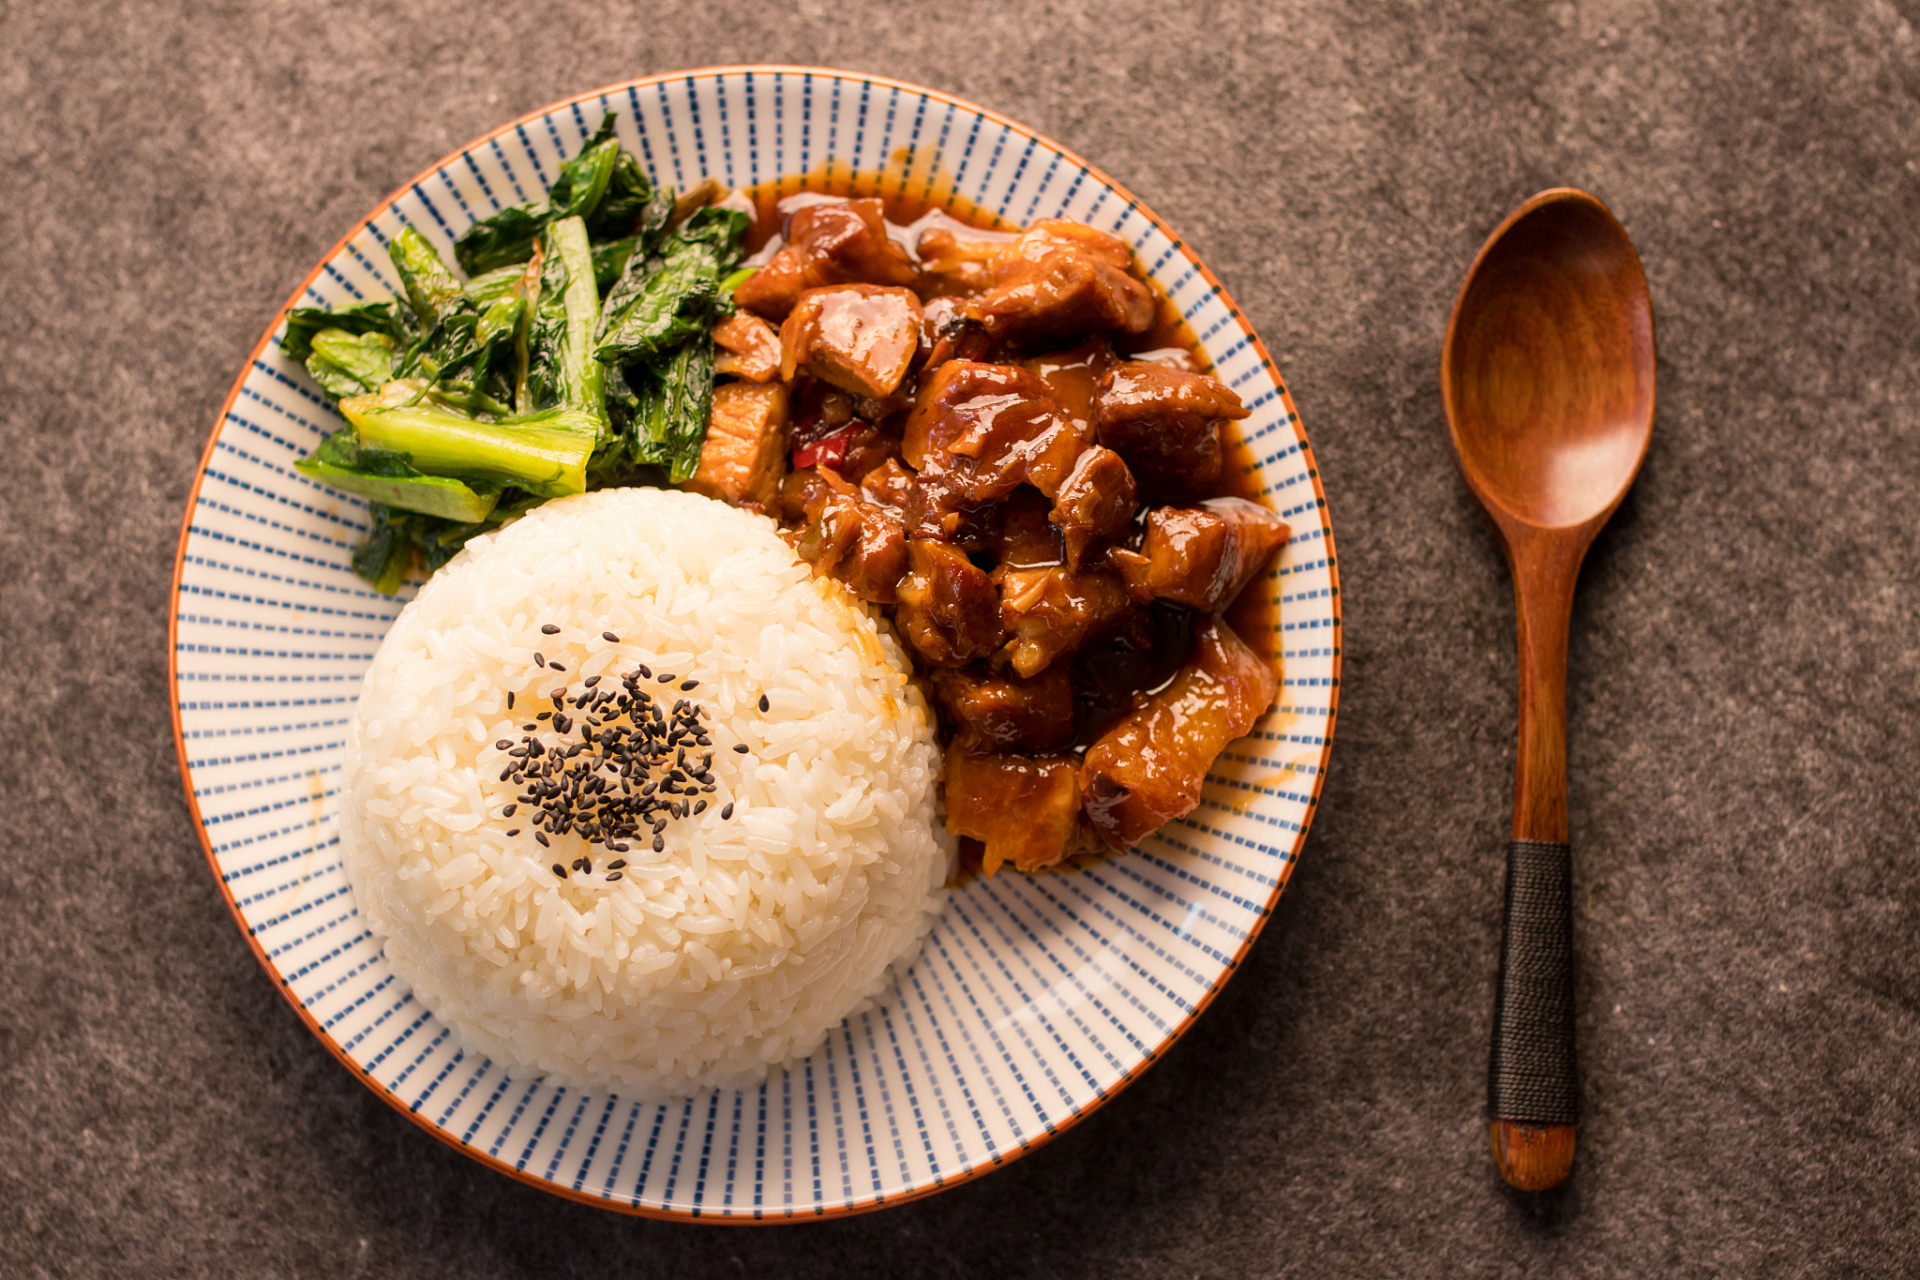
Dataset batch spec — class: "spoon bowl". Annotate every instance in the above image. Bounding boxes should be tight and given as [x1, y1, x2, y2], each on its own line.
[1445, 192, 1655, 532]
[1442, 188, 1654, 1192]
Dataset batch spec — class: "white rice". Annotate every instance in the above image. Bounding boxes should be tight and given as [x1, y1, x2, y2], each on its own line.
[338, 487, 949, 1097]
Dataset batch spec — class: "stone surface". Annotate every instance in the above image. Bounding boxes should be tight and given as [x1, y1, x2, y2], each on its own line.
[2, 2, 1917, 1276]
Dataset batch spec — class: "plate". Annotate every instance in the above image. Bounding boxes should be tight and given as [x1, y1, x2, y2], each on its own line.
[169, 67, 1341, 1220]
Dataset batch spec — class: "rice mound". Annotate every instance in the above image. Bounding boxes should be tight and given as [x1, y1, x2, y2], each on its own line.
[339, 487, 949, 1097]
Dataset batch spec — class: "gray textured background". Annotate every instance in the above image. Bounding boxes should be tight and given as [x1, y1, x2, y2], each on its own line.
[3, 1, 1918, 1276]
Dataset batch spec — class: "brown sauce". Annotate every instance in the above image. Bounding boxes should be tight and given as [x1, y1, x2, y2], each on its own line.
[733, 168, 1282, 675]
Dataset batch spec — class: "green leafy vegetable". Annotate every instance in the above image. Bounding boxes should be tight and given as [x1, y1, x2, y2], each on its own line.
[339, 398, 601, 497]
[591, 235, 640, 291]
[452, 204, 547, 276]
[283, 300, 411, 365]
[631, 334, 715, 483]
[594, 250, 721, 364]
[545, 123, 620, 224]
[463, 263, 526, 305]
[294, 429, 500, 523]
[594, 207, 750, 363]
[588, 149, 662, 242]
[304, 329, 397, 399]
[286, 112, 748, 593]
[452, 112, 649, 275]
[389, 227, 464, 327]
[524, 217, 606, 424]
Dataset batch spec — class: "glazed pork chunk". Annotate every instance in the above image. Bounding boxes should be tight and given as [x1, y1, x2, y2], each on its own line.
[794, 484, 910, 604]
[942, 750, 1088, 874]
[734, 197, 916, 320]
[711, 311, 782, 383]
[1080, 617, 1278, 851]
[1048, 445, 1137, 571]
[965, 220, 1158, 347]
[1094, 361, 1252, 501]
[1110, 497, 1291, 612]
[930, 662, 1075, 752]
[895, 539, 1005, 667]
[780, 284, 923, 398]
[685, 382, 790, 509]
[902, 361, 1086, 521]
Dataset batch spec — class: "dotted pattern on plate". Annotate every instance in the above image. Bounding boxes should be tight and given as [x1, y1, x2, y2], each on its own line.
[171, 68, 1341, 1220]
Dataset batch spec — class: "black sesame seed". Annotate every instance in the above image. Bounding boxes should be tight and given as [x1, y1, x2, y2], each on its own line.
[652, 835, 665, 852]
[541, 623, 561, 635]
[694, 800, 707, 815]
[533, 652, 546, 667]
[537, 711, 552, 720]
[603, 631, 620, 643]
[549, 661, 566, 671]
[501, 804, 517, 818]
[758, 694, 770, 713]
[658, 673, 675, 684]
[572, 858, 586, 872]
[552, 863, 566, 877]
[505, 829, 521, 837]
[733, 743, 750, 754]
[584, 675, 600, 687]
[720, 802, 735, 819]
[495, 739, 514, 750]
[535, 831, 550, 847]
[499, 766, 514, 781]
[607, 858, 627, 869]
[636, 664, 652, 678]
[606, 872, 624, 882]
[506, 692, 515, 710]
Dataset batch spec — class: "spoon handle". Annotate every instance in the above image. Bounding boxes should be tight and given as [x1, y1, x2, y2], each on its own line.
[1488, 838, 1577, 1188]
[1491, 552, 1581, 1189]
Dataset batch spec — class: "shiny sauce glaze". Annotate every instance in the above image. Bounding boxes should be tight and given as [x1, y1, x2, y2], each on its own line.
[701, 171, 1285, 877]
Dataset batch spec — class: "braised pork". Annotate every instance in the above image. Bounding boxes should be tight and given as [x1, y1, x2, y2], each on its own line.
[896, 539, 1005, 666]
[795, 489, 910, 604]
[684, 381, 789, 509]
[696, 196, 1286, 879]
[995, 561, 1133, 678]
[943, 749, 1089, 874]
[779, 284, 923, 398]
[711, 311, 782, 383]
[930, 663, 1074, 751]
[901, 361, 1085, 509]
[1093, 362, 1251, 501]
[1080, 617, 1278, 850]
[734, 198, 917, 320]
[1048, 446, 1137, 571]
[1110, 497, 1290, 611]
[967, 220, 1157, 347]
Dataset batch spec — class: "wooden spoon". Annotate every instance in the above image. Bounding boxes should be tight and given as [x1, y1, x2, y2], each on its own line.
[1441, 189, 1655, 1191]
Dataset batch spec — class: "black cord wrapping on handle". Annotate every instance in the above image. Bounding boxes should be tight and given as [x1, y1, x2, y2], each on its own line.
[1488, 838, 1578, 1125]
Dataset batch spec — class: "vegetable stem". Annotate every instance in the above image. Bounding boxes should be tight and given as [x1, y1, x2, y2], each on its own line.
[340, 400, 599, 497]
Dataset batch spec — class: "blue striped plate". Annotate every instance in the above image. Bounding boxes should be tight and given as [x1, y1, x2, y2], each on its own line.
[169, 68, 1341, 1220]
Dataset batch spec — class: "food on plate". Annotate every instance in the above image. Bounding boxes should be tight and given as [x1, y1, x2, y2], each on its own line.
[289, 109, 1288, 886]
[287, 114, 749, 593]
[338, 487, 947, 1095]
[726, 194, 1292, 876]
